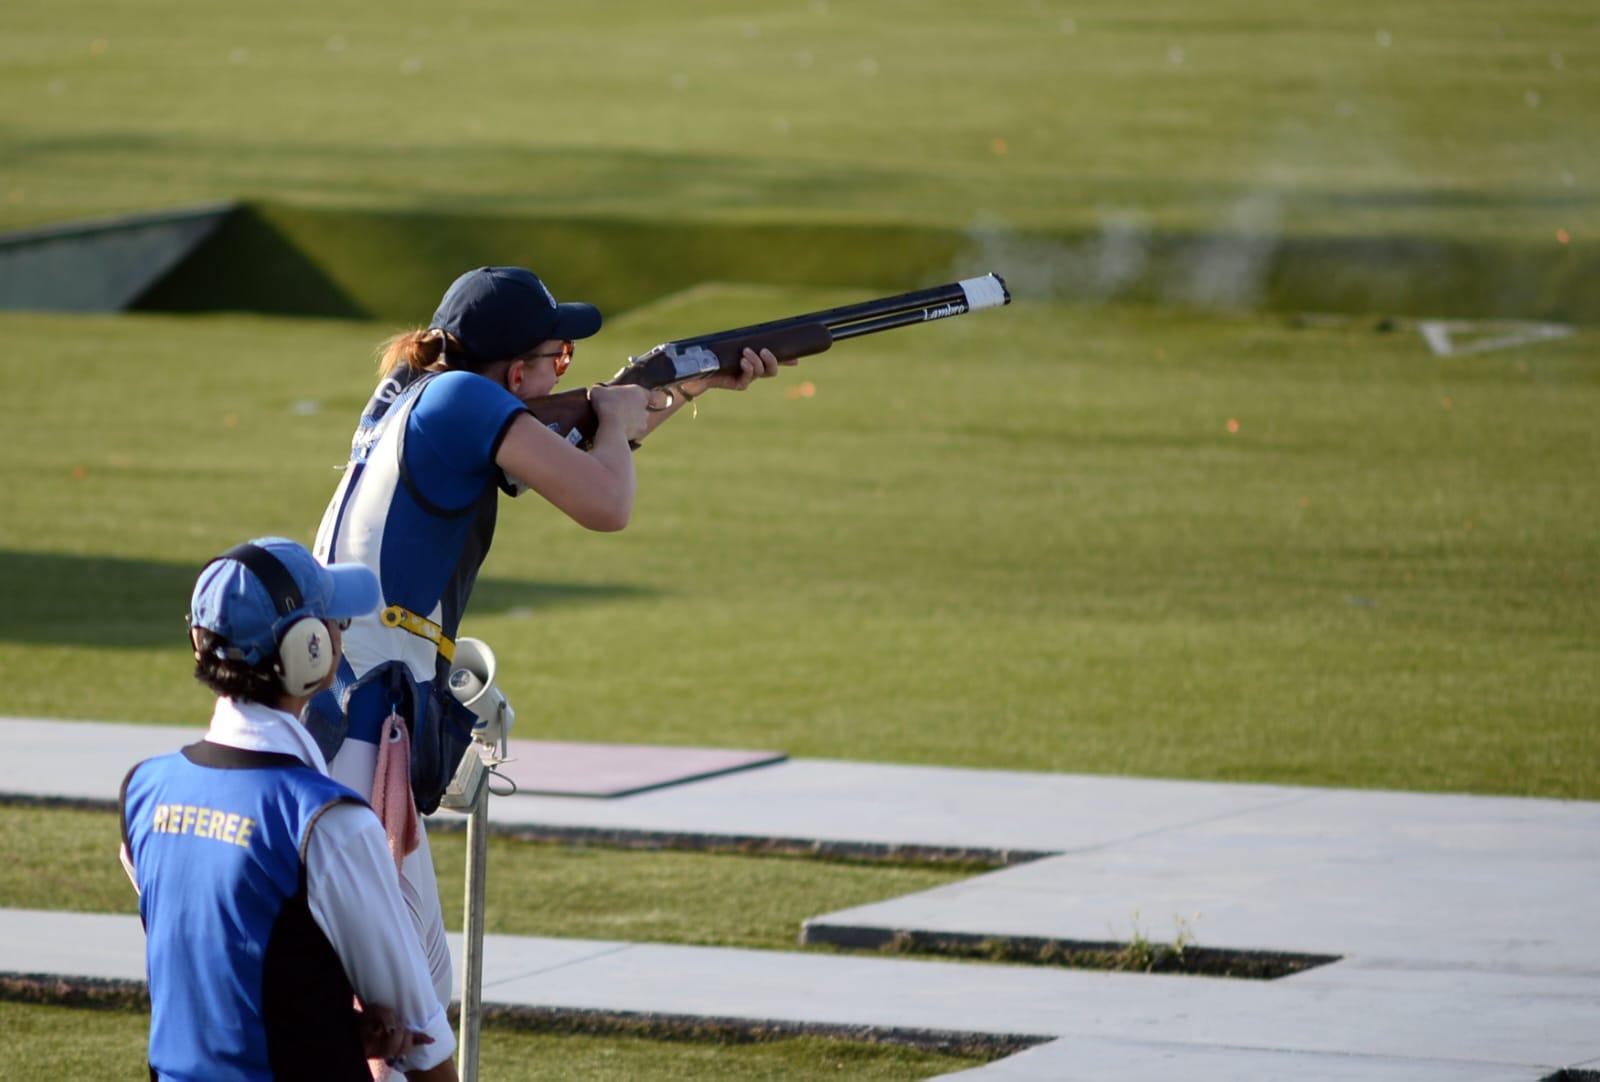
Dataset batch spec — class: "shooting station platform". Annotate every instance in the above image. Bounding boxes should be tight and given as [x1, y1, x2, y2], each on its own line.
[2, 716, 1597, 1080]
[491, 740, 785, 798]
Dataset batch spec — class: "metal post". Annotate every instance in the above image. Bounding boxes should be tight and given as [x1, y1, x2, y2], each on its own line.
[441, 643, 512, 1082]
[458, 780, 488, 1082]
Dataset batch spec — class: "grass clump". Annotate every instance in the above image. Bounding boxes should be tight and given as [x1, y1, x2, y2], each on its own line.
[869, 914, 1334, 980]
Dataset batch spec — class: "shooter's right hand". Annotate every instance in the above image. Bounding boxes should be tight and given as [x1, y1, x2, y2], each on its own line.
[590, 384, 650, 443]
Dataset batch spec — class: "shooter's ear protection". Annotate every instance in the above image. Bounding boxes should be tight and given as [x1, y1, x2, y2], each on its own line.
[200, 543, 335, 696]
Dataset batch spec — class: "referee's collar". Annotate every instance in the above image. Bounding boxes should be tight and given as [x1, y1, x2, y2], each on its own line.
[205, 697, 331, 776]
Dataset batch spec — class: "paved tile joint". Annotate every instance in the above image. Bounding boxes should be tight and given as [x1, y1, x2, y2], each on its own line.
[2, 717, 1596, 1078]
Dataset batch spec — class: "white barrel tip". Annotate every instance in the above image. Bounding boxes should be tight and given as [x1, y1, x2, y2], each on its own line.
[958, 273, 1011, 311]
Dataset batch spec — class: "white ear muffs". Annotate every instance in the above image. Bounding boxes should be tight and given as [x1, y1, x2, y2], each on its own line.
[204, 542, 337, 698]
[276, 615, 334, 696]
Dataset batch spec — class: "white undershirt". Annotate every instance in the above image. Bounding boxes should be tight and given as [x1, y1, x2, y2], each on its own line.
[121, 697, 455, 1072]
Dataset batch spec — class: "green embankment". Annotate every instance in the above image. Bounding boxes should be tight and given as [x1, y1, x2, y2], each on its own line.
[134, 204, 970, 322]
[130, 201, 1598, 325]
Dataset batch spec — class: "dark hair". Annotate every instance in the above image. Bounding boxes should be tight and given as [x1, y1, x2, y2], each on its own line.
[191, 629, 285, 706]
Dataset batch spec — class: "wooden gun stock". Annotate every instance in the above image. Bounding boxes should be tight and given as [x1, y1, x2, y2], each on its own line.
[522, 386, 600, 444]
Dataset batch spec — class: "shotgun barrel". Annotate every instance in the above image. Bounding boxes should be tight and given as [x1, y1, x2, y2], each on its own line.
[677, 273, 1011, 343]
[525, 273, 1010, 446]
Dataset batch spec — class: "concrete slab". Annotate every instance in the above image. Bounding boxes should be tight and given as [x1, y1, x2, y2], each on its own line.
[0, 909, 1590, 1074]
[804, 788, 1600, 973]
[0, 717, 1311, 857]
[0, 718, 786, 803]
[0, 719, 199, 804]
[493, 739, 784, 798]
[939, 1037, 1543, 1081]
[485, 940, 1599, 1069]
[488, 759, 1310, 859]
[0, 909, 147, 984]
[1285, 957, 1600, 999]
[0, 907, 627, 996]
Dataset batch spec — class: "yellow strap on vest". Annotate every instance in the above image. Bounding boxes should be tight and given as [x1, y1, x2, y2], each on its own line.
[380, 604, 456, 664]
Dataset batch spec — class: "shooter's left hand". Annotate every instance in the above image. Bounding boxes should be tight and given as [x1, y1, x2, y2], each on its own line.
[680, 347, 794, 396]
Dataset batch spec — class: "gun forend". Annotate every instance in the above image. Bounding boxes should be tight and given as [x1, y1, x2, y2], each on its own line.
[612, 321, 833, 389]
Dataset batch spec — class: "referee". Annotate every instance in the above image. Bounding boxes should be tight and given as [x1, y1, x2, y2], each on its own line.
[120, 538, 458, 1081]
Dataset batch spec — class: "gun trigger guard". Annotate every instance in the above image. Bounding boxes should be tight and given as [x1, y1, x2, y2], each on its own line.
[645, 388, 675, 412]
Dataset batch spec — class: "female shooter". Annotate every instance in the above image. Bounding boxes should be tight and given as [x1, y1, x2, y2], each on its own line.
[308, 266, 789, 1001]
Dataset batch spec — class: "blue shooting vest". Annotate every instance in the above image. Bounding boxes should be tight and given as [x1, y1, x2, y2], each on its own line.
[310, 366, 527, 811]
[120, 742, 370, 1082]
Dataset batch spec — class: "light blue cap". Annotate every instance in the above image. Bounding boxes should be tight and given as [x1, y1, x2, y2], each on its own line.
[188, 537, 380, 665]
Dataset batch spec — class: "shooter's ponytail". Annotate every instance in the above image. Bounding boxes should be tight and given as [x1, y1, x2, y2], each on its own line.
[378, 328, 453, 377]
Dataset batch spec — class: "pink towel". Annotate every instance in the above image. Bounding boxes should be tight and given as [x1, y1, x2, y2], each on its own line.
[371, 711, 420, 872]
[367, 713, 421, 1079]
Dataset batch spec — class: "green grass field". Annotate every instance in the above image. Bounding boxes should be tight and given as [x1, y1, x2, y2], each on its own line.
[3, 1, 1598, 1075]
[3, 291, 1594, 796]
[2, 0, 1595, 246]
[6, 1, 1596, 323]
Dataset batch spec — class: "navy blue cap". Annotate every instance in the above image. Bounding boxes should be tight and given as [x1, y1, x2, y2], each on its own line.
[189, 538, 380, 666]
[429, 267, 602, 363]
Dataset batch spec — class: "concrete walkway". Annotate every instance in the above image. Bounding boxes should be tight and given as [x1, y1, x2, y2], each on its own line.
[2, 716, 1597, 1079]
[0, 909, 1589, 1080]
[805, 786, 1600, 973]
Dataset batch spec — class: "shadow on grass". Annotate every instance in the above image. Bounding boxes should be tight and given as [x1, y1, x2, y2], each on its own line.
[0, 550, 651, 648]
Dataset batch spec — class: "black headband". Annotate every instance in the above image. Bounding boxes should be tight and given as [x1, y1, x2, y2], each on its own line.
[211, 543, 304, 619]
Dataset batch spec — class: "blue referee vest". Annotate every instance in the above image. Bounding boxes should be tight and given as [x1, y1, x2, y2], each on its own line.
[120, 742, 371, 1082]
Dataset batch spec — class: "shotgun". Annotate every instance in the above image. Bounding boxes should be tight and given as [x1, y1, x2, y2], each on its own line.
[526, 273, 1011, 447]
